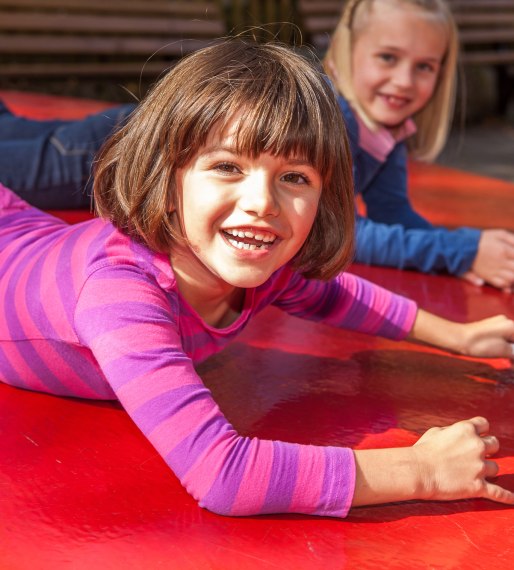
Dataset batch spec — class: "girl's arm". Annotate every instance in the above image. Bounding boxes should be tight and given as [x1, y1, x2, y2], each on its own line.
[352, 416, 514, 507]
[407, 308, 514, 359]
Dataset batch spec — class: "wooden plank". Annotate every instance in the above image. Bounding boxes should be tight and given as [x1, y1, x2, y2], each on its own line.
[0, 0, 220, 17]
[454, 14, 514, 26]
[1, 61, 174, 76]
[0, 34, 217, 55]
[448, 0, 514, 9]
[459, 28, 514, 43]
[302, 15, 339, 35]
[0, 12, 225, 36]
[0, 12, 225, 37]
[296, 0, 342, 16]
[460, 50, 514, 64]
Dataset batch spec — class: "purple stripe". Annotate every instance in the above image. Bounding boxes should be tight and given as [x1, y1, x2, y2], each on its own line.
[318, 447, 352, 515]
[376, 297, 414, 339]
[4, 339, 75, 396]
[2, 236, 75, 395]
[164, 414, 235, 480]
[130, 384, 211, 434]
[0, 345, 30, 390]
[199, 436, 252, 512]
[261, 441, 299, 513]
[102, 349, 190, 390]
[337, 279, 372, 330]
[55, 225, 89, 323]
[76, 300, 171, 339]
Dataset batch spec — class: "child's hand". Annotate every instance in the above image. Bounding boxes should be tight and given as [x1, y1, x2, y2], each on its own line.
[455, 314, 514, 359]
[413, 417, 514, 504]
[352, 417, 514, 507]
[462, 229, 514, 292]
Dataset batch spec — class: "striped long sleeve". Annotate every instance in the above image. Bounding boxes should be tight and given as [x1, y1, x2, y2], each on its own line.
[0, 184, 416, 517]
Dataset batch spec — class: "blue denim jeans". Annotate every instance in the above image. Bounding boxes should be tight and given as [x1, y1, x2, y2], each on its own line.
[0, 101, 136, 209]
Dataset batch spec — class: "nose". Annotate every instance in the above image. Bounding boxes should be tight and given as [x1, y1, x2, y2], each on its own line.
[392, 63, 414, 89]
[238, 171, 280, 218]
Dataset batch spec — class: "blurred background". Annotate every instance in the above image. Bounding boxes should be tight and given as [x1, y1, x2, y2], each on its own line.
[1, 0, 513, 181]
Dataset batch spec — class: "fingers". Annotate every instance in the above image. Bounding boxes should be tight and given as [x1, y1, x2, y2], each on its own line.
[482, 435, 500, 457]
[483, 481, 514, 505]
[466, 416, 490, 436]
[460, 270, 484, 287]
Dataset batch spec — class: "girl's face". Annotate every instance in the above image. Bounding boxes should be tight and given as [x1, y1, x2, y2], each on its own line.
[351, 1, 447, 128]
[172, 118, 323, 293]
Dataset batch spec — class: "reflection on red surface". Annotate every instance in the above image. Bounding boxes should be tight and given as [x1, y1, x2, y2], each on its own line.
[1, 91, 514, 569]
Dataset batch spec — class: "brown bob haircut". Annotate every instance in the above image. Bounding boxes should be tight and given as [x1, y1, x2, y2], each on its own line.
[94, 39, 355, 280]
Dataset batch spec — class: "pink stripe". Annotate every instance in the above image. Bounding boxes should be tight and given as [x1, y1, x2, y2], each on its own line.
[40, 241, 76, 340]
[68, 222, 104, 296]
[229, 439, 274, 515]
[144, 397, 219, 457]
[89, 323, 173, 363]
[115, 363, 201, 409]
[78, 277, 170, 310]
[289, 445, 325, 513]
[181, 429, 240, 503]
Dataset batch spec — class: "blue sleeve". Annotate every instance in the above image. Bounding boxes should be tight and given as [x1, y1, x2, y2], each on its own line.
[355, 214, 481, 275]
[336, 91, 481, 275]
[360, 143, 433, 230]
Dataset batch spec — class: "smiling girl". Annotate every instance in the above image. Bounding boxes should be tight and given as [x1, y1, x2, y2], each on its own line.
[325, 0, 514, 291]
[1, 40, 514, 517]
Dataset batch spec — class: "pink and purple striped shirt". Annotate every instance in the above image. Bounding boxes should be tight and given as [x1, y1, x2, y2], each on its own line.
[0, 184, 417, 517]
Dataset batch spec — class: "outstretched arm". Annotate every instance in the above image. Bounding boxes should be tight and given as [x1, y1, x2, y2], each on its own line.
[407, 308, 514, 359]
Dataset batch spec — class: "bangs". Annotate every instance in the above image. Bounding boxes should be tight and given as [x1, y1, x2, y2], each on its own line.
[169, 42, 341, 184]
[218, 78, 333, 178]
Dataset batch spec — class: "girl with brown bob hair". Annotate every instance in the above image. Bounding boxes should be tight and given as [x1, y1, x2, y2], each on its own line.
[93, 40, 355, 280]
[1, 39, 514, 517]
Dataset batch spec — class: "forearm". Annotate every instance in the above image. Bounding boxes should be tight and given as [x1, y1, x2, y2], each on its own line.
[352, 447, 423, 506]
[406, 308, 464, 353]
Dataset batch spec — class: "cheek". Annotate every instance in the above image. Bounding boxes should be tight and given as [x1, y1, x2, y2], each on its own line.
[291, 194, 320, 238]
[417, 76, 439, 106]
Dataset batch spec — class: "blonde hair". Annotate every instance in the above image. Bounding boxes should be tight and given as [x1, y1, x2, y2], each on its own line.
[324, 0, 458, 161]
[94, 39, 355, 280]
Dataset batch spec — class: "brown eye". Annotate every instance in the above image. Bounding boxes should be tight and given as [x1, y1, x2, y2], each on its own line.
[282, 172, 309, 185]
[214, 162, 240, 174]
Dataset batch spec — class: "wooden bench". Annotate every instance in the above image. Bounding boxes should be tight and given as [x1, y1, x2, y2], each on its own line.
[448, 0, 514, 114]
[297, 0, 514, 115]
[0, 0, 225, 98]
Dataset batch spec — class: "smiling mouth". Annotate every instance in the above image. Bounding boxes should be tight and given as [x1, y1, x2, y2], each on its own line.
[380, 94, 410, 107]
[222, 228, 277, 251]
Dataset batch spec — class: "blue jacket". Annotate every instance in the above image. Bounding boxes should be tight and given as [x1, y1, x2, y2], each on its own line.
[336, 94, 480, 275]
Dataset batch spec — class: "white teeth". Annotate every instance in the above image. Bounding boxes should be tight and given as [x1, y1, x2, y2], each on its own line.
[224, 228, 276, 244]
[227, 238, 270, 251]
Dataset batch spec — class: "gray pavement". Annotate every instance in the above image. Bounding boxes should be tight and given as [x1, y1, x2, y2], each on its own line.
[437, 119, 514, 183]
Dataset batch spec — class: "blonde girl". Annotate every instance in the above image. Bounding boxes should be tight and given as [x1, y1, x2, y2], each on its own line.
[1, 40, 514, 517]
[325, 0, 514, 291]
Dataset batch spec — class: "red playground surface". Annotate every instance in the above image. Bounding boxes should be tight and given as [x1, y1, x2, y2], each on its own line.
[1, 90, 514, 569]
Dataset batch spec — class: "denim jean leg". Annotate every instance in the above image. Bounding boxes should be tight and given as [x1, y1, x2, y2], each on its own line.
[0, 100, 70, 140]
[0, 103, 136, 209]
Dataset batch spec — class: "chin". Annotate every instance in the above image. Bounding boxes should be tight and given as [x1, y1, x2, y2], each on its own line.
[224, 271, 272, 289]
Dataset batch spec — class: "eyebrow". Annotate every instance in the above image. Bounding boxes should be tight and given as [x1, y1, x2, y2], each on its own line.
[377, 45, 442, 63]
